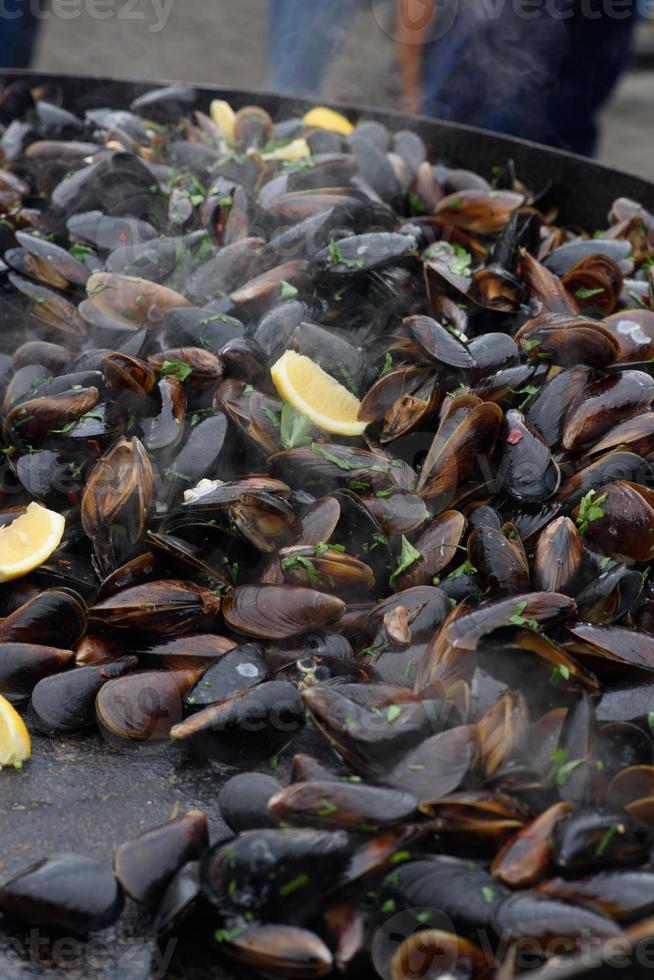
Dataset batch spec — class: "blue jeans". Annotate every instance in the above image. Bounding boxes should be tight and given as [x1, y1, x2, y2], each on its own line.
[420, 1, 639, 155]
[268, 0, 362, 96]
[0, 1, 41, 68]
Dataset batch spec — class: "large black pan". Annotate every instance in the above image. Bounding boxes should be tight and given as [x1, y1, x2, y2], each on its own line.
[0, 71, 651, 980]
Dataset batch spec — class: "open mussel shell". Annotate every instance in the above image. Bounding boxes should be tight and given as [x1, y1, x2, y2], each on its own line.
[202, 827, 352, 925]
[444, 592, 576, 652]
[561, 370, 654, 453]
[222, 585, 345, 639]
[0, 854, 123, 933]
[95, 551, 162, 601]
[359, 489, 428, 537]
[90, 580, 222, 636]
[152, 859, 212, 939]
[114, 809, 208, 908]
[378, 856, 506, 939]
[526, 365, 592, 448]
[552, 808, 654, 874]
[3, 386, 99, 447]
[388, 725, 478, 803]
[30, 656, 137, 735]
[492, 802, 574, 888]
[389, 930, 490, 980]
[404, 313, 476, 368]
[395, 511, 466, 591]
[492, 891, 621, 947]
[170, 680, 305, 765]
[214, 923, 334, 979]
[555, 451, 647, 507]
[418, 399, 504, 508]
[533, 517, 583, 595]
[81, 435, 153, 576]
[0, 642, 74, 704]
[184, 642, 267, 707]
[278, 544, 375, 596]
[302, 684, 456, 779]
[516, 313, 620, 368]
[578, 481, 654, 561]
[264, 630, 354, 676]
[539, 869, 654, 922]
[84, 272, 191, 330]
[96, 669, 201, 742]
[267, 780, 418, 832]
[140, 632, 235, 670]
[468, 523, 529, 598]
[0, 589, 87, 648]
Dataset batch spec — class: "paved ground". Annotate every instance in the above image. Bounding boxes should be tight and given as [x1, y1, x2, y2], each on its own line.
[30, 0, 654, 182]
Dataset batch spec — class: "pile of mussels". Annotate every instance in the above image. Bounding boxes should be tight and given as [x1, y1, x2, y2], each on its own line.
[0, 79, 653, 979]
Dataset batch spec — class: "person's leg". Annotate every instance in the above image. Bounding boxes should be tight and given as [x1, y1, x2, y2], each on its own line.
[543, 9, 639, 156]
[0, 1, 41, 68]
[419, 0, 638, 155]
[268, 0, 361, 96]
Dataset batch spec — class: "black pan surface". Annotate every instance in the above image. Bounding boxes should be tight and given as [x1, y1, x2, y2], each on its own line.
[0, 70, 651, 980]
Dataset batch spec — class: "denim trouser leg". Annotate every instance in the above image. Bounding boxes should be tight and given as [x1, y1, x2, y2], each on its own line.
[419, 0, 639, 155]
[268, 0, 362, 96]
[0, 1, 41, 68]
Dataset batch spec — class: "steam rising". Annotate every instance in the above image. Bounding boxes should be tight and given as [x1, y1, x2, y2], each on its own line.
[422, 0, 570, 146]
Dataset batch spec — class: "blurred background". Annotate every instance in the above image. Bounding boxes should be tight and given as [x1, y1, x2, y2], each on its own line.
[9, 0, 653, 178]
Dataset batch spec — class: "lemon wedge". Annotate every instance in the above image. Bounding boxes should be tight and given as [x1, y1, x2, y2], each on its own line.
[303, 106, 354, 136]
[0, 694, 31, 768]
[271, 350, 367, 437]
[210, 99, 236, 140]
[0, 502, 65, 583]
[262, 138, 311, 162]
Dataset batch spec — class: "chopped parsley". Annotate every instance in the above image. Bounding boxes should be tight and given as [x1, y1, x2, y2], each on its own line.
[311, 442, 359, 471]
[160, 358, 192, 382]
[380, 351, 394, 376]
[281, 554, 319, 587]
[576, 489, 607, 535]
[279, 873, 309, 897]
[280, 402, 313, 448]
[317, 798, 339, 817]
[280, 280, 298, 301]
[548, 664, 571, 687]
[508, 600, 540, 631]
[328, 239, 364, 270]
[261, 405, 281, 429]
[595, 823, 624, 857]
[389, 536, 422, 588]
[450, 559, 478, 579]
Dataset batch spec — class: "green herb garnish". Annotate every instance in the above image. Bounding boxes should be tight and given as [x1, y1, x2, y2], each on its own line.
[160, 358, 192, 382]
[389, 536, 422, 588]
[576, 489, 607, 535]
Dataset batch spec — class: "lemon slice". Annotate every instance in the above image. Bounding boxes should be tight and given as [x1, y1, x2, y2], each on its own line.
[0, 502, 65, 582]
[210, 99, 236, 140]
[271, 350, 367, 437]
[0, 694, 31, 768]
[303, 106, 354, 136]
